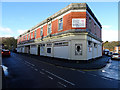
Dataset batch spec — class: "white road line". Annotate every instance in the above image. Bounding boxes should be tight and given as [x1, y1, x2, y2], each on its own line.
[45, 70, 75, 86]
[47, 76, 53, 80]
[40, 71, 45, 75]
[101, 77, 112, 81]
[35, 68, 38, 71]
[58, 82, 67, 87]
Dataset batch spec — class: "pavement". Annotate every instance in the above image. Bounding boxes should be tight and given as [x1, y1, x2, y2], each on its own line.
[19, 53, 109, 70]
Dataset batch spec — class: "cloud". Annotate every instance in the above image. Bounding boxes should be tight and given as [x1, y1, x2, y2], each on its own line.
[102, 25, 111, 29]
[0, 27, 13, 33]
[102, 29, 118, 42]
[17, 29, 27, 35]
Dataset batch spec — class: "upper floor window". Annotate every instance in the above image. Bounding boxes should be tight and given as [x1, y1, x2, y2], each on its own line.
[89, 17, 91, 31]
[94, 23, 96, 35]
[24, 36, 25, 40]
[48, 23, 51, 34]
[35, 30, 36, 38]
[28, 34, 30, 40]
[26, 35, 27, 40]
[58, 18, 63, 30]
[41, 27, 43, 36]
[31, 32, 33, 39]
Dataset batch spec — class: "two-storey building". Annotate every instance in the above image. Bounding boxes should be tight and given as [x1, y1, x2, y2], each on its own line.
[17, 3, 102, 60]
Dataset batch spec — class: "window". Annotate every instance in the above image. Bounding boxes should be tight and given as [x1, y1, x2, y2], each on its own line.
[28, 34, 30, 40]
[48, 23, 51, 34]
[58, 18, 63, 30]
[26, 35, 27, 40]
[47, 48, 51, 53]
[94, 23, 96, 35]
[41, 27, 43, 36]
[89, 17, 91, 32]
[88, 41, 92, 47]
[31, 32, 33, 39]
[35, 30, 36, 38]
[94, 43, 97, 48]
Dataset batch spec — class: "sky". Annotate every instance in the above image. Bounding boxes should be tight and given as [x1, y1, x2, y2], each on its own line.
[0, 2, 118, 42]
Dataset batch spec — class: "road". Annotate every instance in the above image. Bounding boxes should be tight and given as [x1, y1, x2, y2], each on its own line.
[2, 52, 119, 88]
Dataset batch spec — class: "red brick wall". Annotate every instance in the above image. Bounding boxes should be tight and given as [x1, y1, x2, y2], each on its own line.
[86, 13, 101, 39]
[52, 19, 58, 34]
[18, 11, 102, 44]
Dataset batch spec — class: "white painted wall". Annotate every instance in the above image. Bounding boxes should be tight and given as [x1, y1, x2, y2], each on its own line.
[70, 40, 87, 60]
[97, 44, 102, 57]
[30, 45, 38, 55]
[22, 47, 25, 53]
[40, 46, 46, 56]
[17, 47, 21, 53]
[54, 46, 69, 59]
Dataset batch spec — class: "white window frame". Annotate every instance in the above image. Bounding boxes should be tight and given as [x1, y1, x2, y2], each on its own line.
[58, 17, 63, 31]
[47, 23, 52, 35]
[34, 30, 36, 38]
[41, 27, 43, 36]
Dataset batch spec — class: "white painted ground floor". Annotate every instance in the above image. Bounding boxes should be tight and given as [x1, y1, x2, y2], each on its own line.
[17, 33, 102, 60]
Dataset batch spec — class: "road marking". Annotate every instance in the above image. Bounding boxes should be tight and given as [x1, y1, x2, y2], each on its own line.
[45, 70, 75, 86]
[58, 82, 67, 87]
[40, 71, 45, 75]
[35, 68, 38, 71]
[47, 76, 53, 80]
[101, 77, 112, 81]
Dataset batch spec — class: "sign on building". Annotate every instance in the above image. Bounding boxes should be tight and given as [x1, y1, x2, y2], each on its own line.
[75, 44, 82, 55]
[72, 18, 86, 28]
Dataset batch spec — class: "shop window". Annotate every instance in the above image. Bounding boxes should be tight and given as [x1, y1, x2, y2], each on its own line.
[94, 43, 97, 48]
[58, 18, 63, 30]
[47, 48, 51, 53]
[88, 41, 92, 47]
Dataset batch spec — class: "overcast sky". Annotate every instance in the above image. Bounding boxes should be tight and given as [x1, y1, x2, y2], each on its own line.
[0, 1, 118, 42]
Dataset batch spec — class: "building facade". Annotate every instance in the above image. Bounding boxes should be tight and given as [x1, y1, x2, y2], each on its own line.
[17, 3, 102, 60]
[114, 45, 120, 54]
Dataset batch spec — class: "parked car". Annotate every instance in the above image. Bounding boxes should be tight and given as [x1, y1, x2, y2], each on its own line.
[111, 53, 120, 60]
[2, 49, 10, 57]
[103, 49, 109, 55]
[108, 52, 113, 57]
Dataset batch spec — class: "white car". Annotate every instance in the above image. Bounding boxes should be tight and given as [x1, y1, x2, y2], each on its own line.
[111, 53, 120, 60]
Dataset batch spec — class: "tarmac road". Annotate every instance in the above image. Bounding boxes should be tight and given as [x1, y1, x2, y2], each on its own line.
[2, 52, 119, 88]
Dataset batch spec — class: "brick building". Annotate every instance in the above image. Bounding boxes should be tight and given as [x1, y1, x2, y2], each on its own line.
[114, 45, 120, 54]
[17, 3, 102, 60]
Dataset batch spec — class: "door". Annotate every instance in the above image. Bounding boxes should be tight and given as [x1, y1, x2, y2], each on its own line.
[38, 45, 40, 56]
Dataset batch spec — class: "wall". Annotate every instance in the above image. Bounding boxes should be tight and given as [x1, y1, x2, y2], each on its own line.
[86, 12, 101, 39]
[30, 45, 38, 55]
[53, 46, 69, 59]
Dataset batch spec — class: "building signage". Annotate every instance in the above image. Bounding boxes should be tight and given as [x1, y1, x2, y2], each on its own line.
[72, 18, 86, 28]
[75, 44, 82, 55]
